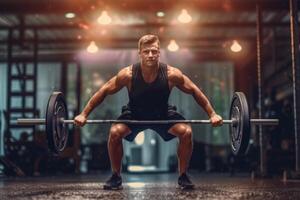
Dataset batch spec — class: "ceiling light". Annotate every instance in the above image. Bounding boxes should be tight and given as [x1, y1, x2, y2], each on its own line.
[230, 40, 242, 52]
[177, 9, 192, 23]
[87, 41, 99, 53]
[65, 12, 76, 19]
[97, 11, 112, 25]
[156, 11, 165, 17]
[168, 40, 179, 52]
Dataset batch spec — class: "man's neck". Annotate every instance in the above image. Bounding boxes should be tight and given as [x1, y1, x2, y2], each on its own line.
[140, 62, 159, 75]
[140, 62, 159, 83]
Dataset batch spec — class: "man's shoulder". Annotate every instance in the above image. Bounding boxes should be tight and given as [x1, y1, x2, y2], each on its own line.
[119, 65, 132, 75]
[117, 65, 132, 82]
[167, 65, 183, 79]
[166, 65, 184, 85]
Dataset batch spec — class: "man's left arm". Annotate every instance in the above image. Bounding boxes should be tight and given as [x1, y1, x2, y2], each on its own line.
[170, 68, 223, 126]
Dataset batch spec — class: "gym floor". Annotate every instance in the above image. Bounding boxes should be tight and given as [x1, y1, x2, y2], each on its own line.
[0, 173, 299, 200]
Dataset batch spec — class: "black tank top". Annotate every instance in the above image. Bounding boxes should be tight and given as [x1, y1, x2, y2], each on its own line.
[128, 62, 170, 119]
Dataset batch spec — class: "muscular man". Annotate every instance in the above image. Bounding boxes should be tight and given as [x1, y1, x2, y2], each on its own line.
[74, 34, 223, 190]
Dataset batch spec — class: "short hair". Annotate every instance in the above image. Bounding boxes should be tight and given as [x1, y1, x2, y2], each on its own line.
[138, 34, 160, 51]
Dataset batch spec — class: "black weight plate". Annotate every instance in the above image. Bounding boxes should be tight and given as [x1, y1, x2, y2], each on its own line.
[229, 92, 250, 156]
[46, 92, 69, 154]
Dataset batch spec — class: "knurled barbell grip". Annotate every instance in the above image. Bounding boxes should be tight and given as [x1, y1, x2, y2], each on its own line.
[17, 118, 279, 125]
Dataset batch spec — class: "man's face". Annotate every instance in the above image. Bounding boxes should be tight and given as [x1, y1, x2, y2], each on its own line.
[139, 41, 160, 67]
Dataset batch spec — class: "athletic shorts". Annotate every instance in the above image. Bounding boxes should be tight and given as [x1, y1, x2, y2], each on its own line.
[117, 105, 185, 142]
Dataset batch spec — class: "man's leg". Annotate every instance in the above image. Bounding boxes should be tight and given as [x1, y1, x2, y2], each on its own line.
[104, 123, 131, 190]
[168, 123, 193, 175]
[108, 123, 131, 175]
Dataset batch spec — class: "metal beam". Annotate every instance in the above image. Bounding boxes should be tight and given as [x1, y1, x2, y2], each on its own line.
[0, 0, 291, 14]
[0, 22, 292, 30]
[0, 51, 231, 62]
[0, 36, 291, 45]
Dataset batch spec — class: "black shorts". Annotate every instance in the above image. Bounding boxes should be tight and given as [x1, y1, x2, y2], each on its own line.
[117, 105, 185, 142]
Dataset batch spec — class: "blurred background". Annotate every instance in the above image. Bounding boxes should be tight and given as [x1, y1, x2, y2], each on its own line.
[0, 0, 296, 177]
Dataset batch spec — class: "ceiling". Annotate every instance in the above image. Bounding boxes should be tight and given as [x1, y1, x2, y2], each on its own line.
[0, 0, 295, 62]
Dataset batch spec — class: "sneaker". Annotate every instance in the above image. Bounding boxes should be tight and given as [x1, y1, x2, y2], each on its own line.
[178, 173, 195, 190]
[103, 173, 123, 190]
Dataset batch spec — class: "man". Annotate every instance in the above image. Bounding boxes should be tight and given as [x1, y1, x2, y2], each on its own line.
[74, 34, 223, 190]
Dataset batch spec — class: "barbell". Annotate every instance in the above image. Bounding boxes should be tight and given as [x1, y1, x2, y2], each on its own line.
[17, 91, 279, 155]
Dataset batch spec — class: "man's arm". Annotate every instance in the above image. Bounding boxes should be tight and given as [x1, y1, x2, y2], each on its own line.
[74, 67, 130, 126]
[169, 67, 218, 119]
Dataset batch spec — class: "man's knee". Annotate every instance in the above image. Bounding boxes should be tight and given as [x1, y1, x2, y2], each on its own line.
[109, 124, 130, 143]
[180, 127, 192, 142]
[172, 124, 193, 141]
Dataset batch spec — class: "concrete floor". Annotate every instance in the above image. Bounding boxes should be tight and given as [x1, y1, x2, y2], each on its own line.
[0, 173, 299, 200]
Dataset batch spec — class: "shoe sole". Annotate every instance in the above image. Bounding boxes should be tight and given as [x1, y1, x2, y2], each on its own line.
[103, 185, 123, 190]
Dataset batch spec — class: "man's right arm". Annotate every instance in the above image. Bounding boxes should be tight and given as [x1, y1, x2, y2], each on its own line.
[74, 67, 131, 126]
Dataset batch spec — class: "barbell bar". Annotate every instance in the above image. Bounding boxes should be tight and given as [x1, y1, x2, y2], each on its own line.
[16, 91, 279, 155]
[17, 118, 279, 125]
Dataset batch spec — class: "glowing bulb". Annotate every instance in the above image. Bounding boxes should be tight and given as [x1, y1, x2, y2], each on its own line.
[97, 11, 112, 25]
[230, 40, 242, 52]
[156, 11, 165, 17]
[135, 131, 145, 145]
[167, 40, 179, 52]
[65, 12, 76, 19]
[177, 9, 192, 23]
[87, 41, 98, 53]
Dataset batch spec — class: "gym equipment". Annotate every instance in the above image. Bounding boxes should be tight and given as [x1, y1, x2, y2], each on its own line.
[17, 91, 279, 155]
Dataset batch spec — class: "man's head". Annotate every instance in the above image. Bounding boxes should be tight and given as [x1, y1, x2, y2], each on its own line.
[138, 34, 160, 67]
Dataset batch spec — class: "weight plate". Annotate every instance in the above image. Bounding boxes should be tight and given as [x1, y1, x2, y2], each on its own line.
[46, 92, 69, 154]
[229, 92, 250, 156]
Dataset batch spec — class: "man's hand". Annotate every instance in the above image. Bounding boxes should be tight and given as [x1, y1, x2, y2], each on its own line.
[74, 114, 87, 127]
[210, 113, 223, 127]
